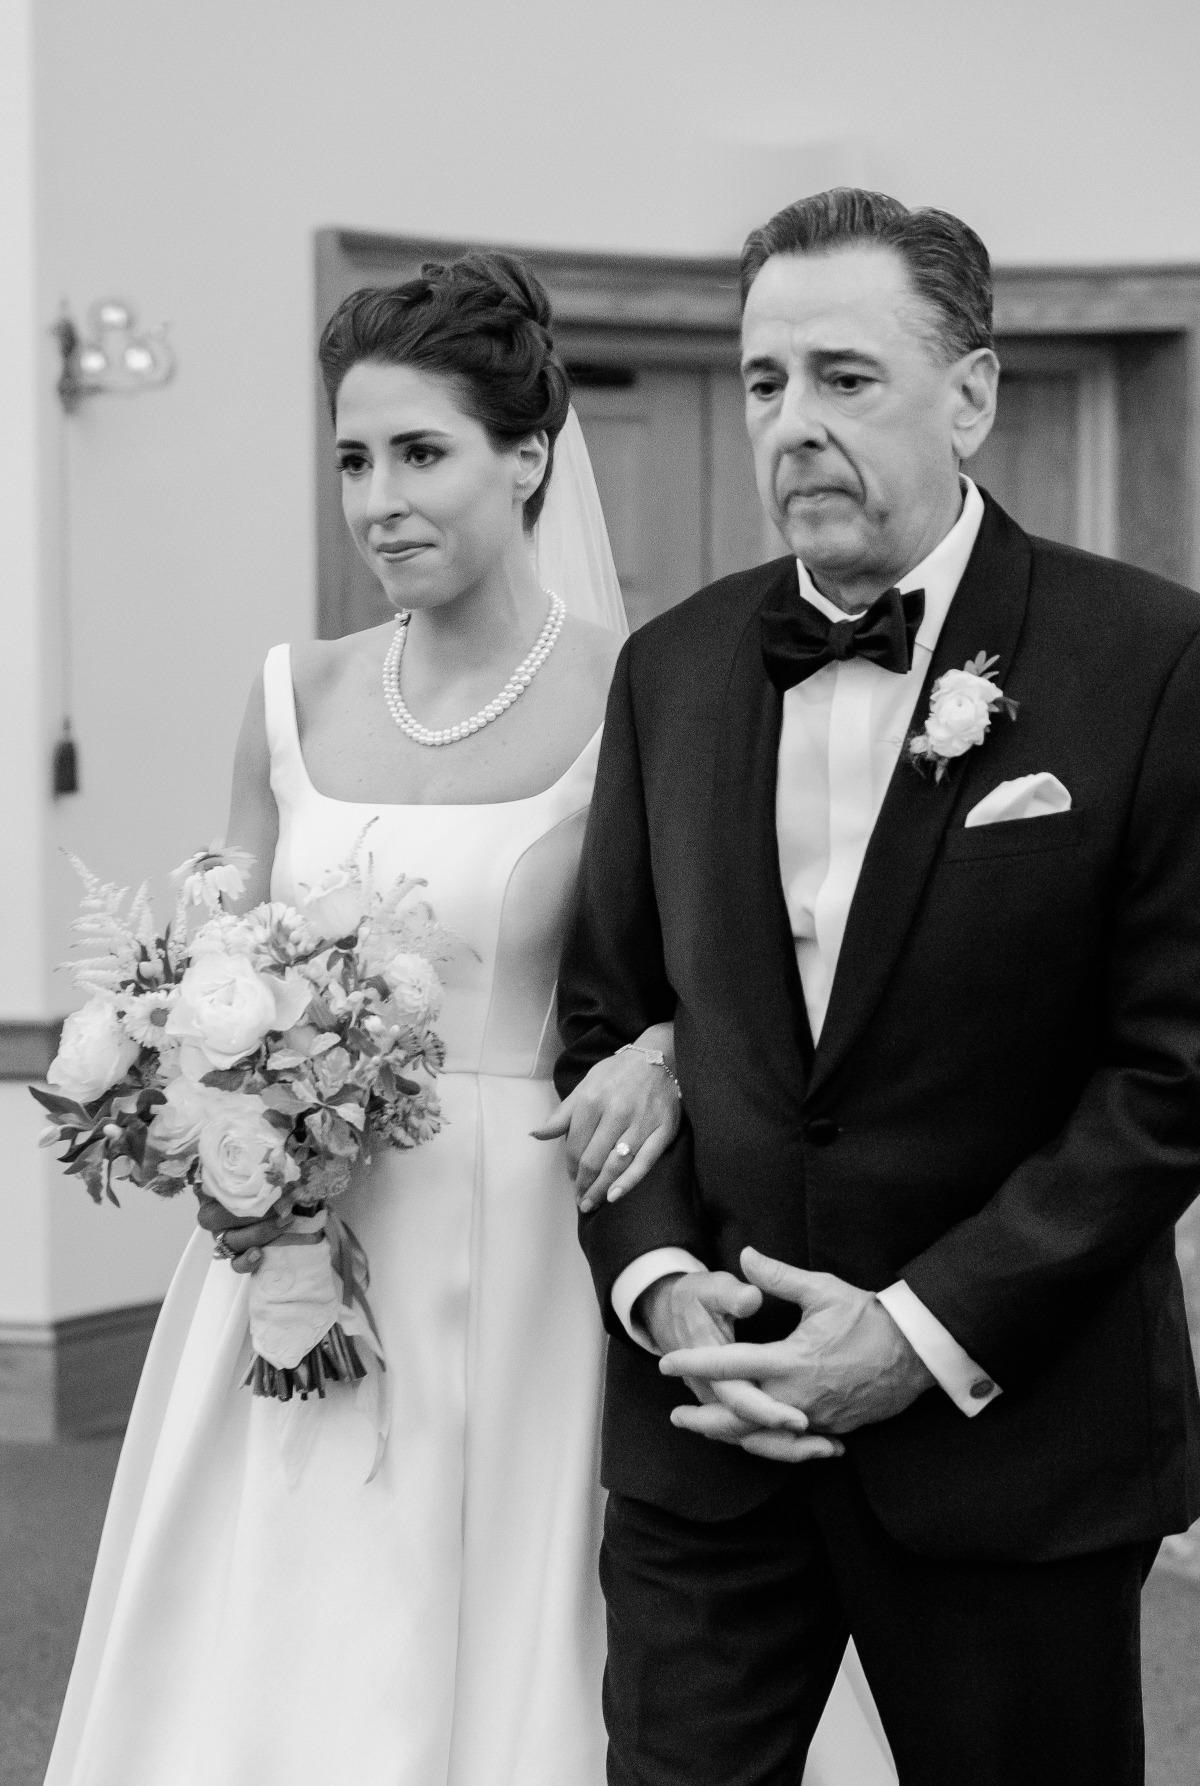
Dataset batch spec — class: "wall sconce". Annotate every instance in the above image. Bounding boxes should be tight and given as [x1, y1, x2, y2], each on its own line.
[54, 298, 175, 415]
[49, 297, 176, 797]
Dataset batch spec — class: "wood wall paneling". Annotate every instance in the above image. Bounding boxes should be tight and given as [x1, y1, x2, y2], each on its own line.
[0, 1303, 161, 1441]
[1117, 334, 1192, 587]
[0, 1021, 63, 1081]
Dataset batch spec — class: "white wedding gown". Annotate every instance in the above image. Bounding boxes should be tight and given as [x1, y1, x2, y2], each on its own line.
[45, 645, 894, 1786]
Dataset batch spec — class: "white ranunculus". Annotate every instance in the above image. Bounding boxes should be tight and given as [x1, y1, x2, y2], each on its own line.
[47, 999, 140, 1104]
[146, 1076, 220, 1154]
[299, 868, 367, 943]
[922, 669, 1001, 759]
[382, 952, 442, 1025]
[167, 953, 312, 1070]
[198, 1095, 294, 1218]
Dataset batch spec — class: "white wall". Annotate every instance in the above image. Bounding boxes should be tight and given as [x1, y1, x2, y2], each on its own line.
[6, 0, 1199, 1317]
[30, 0, 1200, 986]
[0, 0, 46, 1016]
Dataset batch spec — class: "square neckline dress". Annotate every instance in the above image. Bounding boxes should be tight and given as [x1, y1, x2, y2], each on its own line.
[45, 645, 609, 1786]
[45, 645, 893, 1786]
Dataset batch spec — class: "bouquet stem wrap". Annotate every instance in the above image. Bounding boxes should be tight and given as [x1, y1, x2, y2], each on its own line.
[36, 842, 445, 1486]
[245, 1205, 391, 1480]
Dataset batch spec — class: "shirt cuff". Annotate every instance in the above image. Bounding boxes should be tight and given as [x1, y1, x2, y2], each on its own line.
[611, 1249, 706, 1352]
[877, 1280, 1002, 1417]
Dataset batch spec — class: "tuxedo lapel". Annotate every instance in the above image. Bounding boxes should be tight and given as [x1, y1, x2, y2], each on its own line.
[809, 497, 1034, 1096]
[710, 561, 815, 1087]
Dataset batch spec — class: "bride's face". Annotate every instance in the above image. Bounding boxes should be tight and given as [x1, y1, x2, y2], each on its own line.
[334, 360, 546, 610]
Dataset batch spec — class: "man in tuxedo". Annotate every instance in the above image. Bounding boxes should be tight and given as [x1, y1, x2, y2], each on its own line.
[556, 188, 1200, 1785]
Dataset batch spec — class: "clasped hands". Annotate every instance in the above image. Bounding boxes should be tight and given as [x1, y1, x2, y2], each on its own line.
[642, 1248, 936, 1462]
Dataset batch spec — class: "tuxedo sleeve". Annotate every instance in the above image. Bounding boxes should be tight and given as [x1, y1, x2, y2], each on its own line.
[903, 627, 1200, 1389]
[556, 642, 707, 1334]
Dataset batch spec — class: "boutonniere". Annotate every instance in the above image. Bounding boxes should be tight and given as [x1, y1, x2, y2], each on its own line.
[908, 652, 1018, 782]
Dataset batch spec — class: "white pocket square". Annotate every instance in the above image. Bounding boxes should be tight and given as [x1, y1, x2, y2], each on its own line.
[964, 773, 1072, 828]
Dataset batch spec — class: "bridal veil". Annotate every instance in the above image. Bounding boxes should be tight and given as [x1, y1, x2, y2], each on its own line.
[533, 407, 629, 640]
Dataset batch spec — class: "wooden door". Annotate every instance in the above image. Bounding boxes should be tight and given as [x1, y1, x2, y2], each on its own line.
[571, 363, 786, 632]
[969, 339, 1118, 554]
[569, 371, 704, 633]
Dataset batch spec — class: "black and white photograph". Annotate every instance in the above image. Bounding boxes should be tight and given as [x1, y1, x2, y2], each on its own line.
[2, 3, 1199, 1782]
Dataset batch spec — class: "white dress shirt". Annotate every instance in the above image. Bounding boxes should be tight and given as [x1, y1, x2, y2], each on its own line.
[612, 478, 1002, 1418]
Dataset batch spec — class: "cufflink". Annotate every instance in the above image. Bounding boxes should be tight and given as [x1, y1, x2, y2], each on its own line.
[969, 1378, 995, 1400]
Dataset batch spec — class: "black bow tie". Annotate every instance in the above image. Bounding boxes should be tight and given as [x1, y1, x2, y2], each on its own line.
[761, 585, 926, 691]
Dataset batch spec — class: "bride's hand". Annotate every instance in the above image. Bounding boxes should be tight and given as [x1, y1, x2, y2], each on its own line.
[532, 1025, 681, 1212]
[195, 1190, 294, 1274]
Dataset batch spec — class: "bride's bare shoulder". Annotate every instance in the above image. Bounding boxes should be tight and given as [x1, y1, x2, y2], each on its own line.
[289, 623, 393, 723]
[556, 613, 624, 688]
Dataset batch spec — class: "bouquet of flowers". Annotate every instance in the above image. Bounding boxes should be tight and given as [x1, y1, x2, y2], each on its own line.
[33, 836, 447, 1450]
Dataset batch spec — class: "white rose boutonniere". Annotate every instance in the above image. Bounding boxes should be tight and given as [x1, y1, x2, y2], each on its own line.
[908, 652, 1018, 782]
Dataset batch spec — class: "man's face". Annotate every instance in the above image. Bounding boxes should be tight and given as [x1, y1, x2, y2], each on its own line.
[741, 244, 995, 600]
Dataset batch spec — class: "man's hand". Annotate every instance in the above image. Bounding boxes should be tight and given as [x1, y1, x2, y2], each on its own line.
[659, 1248, 935, 1459]
[640, 1270, 844, 1461]
[194, 1191, 293, 1275]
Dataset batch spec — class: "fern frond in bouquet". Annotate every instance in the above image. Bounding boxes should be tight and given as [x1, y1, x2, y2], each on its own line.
[34, 840, 447, 1466]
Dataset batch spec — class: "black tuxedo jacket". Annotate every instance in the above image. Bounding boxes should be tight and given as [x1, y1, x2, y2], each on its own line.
[556, 494, 1200, 1563]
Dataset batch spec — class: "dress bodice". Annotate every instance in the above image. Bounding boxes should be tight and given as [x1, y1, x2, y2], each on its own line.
[264, 644, 599, 1079]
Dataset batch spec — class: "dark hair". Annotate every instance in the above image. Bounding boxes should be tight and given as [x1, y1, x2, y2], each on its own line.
[740, 188, 993, 362]
[318, 251, 570, 528]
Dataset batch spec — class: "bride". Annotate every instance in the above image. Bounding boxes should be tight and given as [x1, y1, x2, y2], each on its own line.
[45, 251, 894, 1786]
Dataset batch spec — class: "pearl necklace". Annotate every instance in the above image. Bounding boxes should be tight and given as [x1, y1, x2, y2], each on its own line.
[382, 593, 566, 748]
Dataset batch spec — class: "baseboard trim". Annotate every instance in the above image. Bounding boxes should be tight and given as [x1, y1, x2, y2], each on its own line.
[0, 1301, 161, 1440]
[0, 1019, 63, 1081]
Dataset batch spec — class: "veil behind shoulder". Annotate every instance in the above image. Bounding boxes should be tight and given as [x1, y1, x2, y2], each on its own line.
[532, 408, 629, 640]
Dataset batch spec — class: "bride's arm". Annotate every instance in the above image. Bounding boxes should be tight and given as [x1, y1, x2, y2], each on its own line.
[532, 1019, 681, 1211]
[221, 676, 278, 913]
[193, 674, 291, 1272]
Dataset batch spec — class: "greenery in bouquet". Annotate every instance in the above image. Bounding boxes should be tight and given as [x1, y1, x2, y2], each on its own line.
[33, 834, 449, 1420]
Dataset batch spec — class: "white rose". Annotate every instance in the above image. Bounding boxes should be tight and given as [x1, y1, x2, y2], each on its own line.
[299, 868, 367, 943]
[198, 1095, 294, 1218]
[167, 953, 312, 1071]
[146, 1077, 219, 1154]
[922, 669, 1000, 758]
[382, 953, 442, 1025]
[47, 998, 140, 1104]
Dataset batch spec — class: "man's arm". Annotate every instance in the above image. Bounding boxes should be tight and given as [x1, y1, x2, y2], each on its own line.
[899, 628, 1200, 1390]
[556, 644, 707, 1329]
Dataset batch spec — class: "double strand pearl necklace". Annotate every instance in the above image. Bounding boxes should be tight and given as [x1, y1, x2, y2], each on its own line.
[382, 592, 566, 748]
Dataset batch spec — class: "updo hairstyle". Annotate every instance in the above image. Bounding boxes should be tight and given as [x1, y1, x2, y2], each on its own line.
[318, 251, 571, 528]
